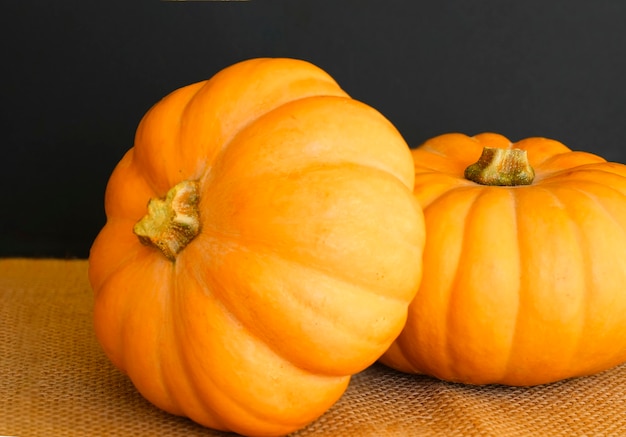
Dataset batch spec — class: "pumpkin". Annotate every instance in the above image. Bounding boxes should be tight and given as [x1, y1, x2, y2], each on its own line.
[88, 58, 424, 436]
[380, 132, 626, 386]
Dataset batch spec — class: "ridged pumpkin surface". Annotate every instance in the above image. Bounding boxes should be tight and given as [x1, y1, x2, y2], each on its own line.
[88, 58, 424, 436]
[381, 132, 626, 386]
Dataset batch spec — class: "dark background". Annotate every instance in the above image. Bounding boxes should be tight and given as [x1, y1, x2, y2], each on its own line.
[3, 0, 626, 258]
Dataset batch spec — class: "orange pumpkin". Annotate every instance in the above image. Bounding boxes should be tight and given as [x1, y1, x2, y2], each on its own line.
[380, 132, 626, 386]
[88, 58, 424, 436]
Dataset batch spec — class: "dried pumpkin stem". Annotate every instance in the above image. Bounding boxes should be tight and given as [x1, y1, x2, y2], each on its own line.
[464, 147, 535, 186]
[133, 180, 201, 261]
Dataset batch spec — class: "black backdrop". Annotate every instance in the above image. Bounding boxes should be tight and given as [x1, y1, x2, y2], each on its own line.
[4, 0, 626, 258]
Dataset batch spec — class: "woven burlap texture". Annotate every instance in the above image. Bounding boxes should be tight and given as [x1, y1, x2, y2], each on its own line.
[1, 258, 625, 436]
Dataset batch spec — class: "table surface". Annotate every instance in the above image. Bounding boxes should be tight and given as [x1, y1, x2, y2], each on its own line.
[2, 258, 625, 436]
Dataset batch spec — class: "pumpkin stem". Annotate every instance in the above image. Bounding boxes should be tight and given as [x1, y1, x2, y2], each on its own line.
[464, 147, 535, 186]
[133, 180, 201, 261]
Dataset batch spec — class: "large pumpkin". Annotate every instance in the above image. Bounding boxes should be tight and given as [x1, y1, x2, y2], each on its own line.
[380, 132, 626, 386]
[88, 58, 424, 436]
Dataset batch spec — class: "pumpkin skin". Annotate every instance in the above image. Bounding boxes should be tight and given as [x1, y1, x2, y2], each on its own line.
[88, 58, 424, 436]
[380, 132, 626, 386]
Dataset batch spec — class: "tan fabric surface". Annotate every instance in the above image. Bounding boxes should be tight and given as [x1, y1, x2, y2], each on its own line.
[1, 258, 626, 436]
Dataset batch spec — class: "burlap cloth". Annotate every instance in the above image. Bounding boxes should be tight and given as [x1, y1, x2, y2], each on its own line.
[2, 258, 626, 436]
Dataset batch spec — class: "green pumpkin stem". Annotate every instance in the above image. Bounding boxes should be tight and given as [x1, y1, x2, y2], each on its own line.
[133, 180, 201, 261]
[464, 147, 535, 186]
